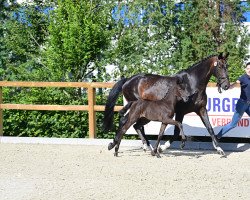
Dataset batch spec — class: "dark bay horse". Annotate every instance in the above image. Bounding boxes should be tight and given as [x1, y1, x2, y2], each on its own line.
[103, 53, 230, 155]
[107, 76, 190, 157]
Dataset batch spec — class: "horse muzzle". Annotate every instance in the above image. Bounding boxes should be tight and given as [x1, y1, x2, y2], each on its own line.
[220, 82, 230, 92]
[222, 84, 230, 90]
[217, 78, 230, 92]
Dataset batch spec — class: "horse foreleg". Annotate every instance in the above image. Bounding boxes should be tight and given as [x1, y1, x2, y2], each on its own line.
[114, 139, 122, 157]
[198, 107, 225, 156]
[152, 123, 167, 158]
[171, 113, 184, 143]
[163, 118, 186, 150]
[176, 122, 186, 149]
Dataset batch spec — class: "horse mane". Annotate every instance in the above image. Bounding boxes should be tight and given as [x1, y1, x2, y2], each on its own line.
[177, 54, 217, 74]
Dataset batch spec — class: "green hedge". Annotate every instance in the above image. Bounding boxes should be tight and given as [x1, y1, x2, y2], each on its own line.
[2, 87, 131, 139]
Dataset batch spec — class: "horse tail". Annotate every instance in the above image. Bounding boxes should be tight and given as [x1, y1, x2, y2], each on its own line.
[103, 77, 128, 131]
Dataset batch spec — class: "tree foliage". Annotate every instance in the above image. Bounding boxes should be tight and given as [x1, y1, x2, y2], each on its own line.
[172, 0, 250, 80]
[107, 0, 178, 77]
[44, 0, 113, 82]
[0, 0, 53, 81]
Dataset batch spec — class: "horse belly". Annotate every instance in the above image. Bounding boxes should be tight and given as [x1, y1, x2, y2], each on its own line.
[143, 104, 173, 122]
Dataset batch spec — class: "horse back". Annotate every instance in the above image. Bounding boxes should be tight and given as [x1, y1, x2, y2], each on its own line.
[139, 75, 177, 101]
[122, 74, 145, 101]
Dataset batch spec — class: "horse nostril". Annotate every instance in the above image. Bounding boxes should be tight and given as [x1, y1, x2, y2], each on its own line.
[184, 97, 189, 102]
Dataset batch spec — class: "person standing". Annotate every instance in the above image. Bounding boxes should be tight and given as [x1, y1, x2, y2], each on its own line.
[216, 62, 250, 139]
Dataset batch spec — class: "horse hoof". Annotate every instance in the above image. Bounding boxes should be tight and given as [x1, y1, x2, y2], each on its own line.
[114, 152, 118, 157]
[218, 151, 226, 158]
[216, 147, 226, 157]
[156, 153, 161, 158]
[143, 144, 148, 152]
[221, 154, 227, 158]
[158, 146, 163, 153]
[180, 142, 185, 149]
[160, 141, 171, 152]
[108, 142, 114, 150]
[151, 151, 156, 156]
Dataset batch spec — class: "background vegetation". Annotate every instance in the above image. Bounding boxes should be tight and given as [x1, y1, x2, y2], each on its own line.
[0, 0, 249, 138]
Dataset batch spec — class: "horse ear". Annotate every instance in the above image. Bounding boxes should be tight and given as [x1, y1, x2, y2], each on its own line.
[218, 52, 223, 59]
[224, 52, 229, 59]
[176, 76, 183, 84]
[181, 74, 188, 83]
[218, 52, 229, 60]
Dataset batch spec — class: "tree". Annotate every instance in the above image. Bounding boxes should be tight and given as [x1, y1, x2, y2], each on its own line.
[172, 0, 250, 80]
[0, 0, 20, 80]
[44, 0, 113, 83]
[106, 0, 178, 78]
[0, 0, 53, 81]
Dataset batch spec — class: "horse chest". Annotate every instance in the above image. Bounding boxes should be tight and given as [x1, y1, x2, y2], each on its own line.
[176, 94, 207, 114]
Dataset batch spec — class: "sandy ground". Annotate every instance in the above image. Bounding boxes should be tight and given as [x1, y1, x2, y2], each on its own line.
[0, 143, 249, 200]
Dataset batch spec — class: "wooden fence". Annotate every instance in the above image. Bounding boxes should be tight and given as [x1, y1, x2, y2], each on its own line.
[0, 81, 221, 138]
[0, 81, 123, 138]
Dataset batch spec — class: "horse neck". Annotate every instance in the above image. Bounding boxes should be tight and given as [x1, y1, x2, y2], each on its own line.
[188, 57, 215, 91]
[173, 87, 183, 105]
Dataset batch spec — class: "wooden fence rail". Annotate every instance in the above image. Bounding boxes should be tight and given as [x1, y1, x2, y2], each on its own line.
[0, 81, 220, 138]
[0, 81, 123, 138]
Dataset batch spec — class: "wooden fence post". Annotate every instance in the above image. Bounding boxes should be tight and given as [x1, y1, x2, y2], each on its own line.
[0, 87, 3, 136]
[88, 85, 96, 138]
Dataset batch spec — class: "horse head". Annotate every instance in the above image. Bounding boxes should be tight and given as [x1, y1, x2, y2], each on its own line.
[213, 53, 230, 93]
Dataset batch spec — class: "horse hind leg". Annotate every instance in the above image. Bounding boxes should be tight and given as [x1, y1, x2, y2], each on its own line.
[111, 111, 139, 156]
[175, 122, 186, 149]
[162, 118, 187, 150]
[160, 113, 184, 152]
[119, 101, 133, 117]
[108, 114, 129, 151]
[133, 118, 152, 152]
[171, 113, 184, 142]
[108, 102, 134, 152]
[113, 120, 138, 157]
[158, 140, 171, 153]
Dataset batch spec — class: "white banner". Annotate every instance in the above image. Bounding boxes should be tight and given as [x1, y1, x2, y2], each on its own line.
[125, 87, 250, 138]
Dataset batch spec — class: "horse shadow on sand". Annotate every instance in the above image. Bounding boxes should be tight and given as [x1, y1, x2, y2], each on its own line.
[119, 146, 215, 159]
[166, 123, 250, 157]
[118, 123, 250, 158]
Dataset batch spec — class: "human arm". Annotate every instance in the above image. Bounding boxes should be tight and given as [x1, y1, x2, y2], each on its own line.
[229, 80, 240, 89]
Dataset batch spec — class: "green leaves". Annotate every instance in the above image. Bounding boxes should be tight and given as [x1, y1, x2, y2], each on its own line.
[172, 0, 250, 79]
[45, 0, 112, 82]
[0, 0, 52, 81]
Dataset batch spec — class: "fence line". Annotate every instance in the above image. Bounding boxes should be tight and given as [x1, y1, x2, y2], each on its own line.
[0, 81, 123, 138]
[0, 81, 219, 138]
